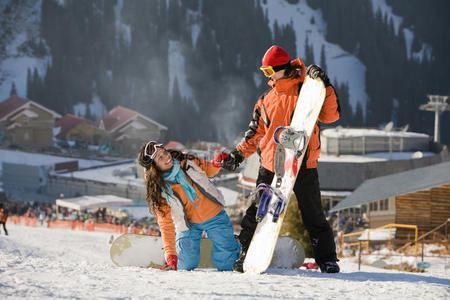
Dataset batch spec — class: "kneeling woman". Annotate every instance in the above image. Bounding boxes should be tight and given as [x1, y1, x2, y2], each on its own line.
[138, 141, 240, 271]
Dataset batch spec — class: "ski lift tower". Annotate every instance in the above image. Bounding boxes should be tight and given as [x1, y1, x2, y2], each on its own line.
[419, 94, 450, 142]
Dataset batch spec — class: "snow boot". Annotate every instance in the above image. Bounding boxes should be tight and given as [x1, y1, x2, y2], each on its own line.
[318, 261, 340, 273]
[232, 249, 247, 273]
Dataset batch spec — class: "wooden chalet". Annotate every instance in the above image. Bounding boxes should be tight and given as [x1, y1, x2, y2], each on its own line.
[56, 114, 107, 145]
[0, 96, 61, 148]
[96, 106, 167, 155]
[331, 161, 450, 239]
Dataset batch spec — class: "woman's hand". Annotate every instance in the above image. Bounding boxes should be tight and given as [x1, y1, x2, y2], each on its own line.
[160, 255, 178, 271]
[212, 152, 229, 168]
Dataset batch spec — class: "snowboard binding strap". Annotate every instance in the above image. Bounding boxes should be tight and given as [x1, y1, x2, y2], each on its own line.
[255, 183, 286, 223]
[255, 183, 272, 222]
[273, 126, 307, 158]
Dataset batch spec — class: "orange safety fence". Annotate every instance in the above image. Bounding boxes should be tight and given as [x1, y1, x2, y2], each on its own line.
[7, 216, 155, 236]
[8, 216, 21, 225]
[93, 222, 127, 234]
[47, 220, 72, 229]
[7, 216, 38, 227]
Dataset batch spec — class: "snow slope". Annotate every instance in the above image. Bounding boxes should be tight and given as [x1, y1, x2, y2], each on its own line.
[263, 0, 368, 113]
[0, 0, 49, 102]
[370, 0, 432, 62]
[1, 224, 449, 299]
[168, 40, 196, 106]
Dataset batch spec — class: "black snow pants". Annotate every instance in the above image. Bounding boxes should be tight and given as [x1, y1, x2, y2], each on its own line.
[0, 222, 8, 235]
[237, 166, 337, 264]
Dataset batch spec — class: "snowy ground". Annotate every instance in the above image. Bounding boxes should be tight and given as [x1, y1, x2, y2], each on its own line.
[1, 224, 449, 299]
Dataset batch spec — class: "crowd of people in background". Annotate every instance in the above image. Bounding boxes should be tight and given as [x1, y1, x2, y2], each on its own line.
[0, 200, 160, 236]
[326, 210, 369, 236]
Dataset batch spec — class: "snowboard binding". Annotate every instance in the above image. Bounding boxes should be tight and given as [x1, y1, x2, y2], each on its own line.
[274, 126, 307, 158]
[255, 183, 286, 223]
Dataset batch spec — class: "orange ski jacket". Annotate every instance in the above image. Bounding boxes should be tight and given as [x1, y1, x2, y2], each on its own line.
[151, 158, 223, 256]
[0, 208, 7, 223]
[237, 58, 340, 172]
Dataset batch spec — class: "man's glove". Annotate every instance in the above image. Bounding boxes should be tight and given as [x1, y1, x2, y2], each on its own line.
[160, 254, 178, 271]
[306, 64, 330, 86]
[221, 149, 244, 171]
[212, 152, 229, 168]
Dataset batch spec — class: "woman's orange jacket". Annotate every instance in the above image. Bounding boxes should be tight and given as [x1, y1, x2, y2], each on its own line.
[237, 58, 340, 172]
[153, 158, 222, 256]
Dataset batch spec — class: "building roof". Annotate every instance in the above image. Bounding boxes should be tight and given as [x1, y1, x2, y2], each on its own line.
[165, 141, 186, 150]
[96, 106, 167, 132]
[96, 106, 137, 132]
[322, 127, 429, 139]
[55, 114, 88, 137]
[0, 149, 106, 169]
[0, 96, 30, 120]
[0, 95, 61, 121]
[56, 195, 133, 211]
[330, 161, 450, 211]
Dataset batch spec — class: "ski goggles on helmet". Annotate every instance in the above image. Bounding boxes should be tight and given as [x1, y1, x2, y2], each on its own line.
[260, 65, 276, 78]
[259, 62, 291, 78]
[144, 141, 164, 161]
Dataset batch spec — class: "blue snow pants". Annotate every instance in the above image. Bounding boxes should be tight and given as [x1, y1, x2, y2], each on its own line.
[176, 209, 240, 271]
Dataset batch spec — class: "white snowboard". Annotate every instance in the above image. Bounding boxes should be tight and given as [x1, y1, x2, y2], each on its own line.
[244, 76, 326, 274]
[110, 234, 166, 268]
[110, 234, 304, 269]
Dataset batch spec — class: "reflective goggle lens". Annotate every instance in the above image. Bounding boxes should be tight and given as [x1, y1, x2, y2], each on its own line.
[144, 141, 163, 160]
[260, 66, 276, 78]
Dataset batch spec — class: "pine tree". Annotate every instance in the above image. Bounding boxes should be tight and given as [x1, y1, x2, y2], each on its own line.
[304, 36, 315, 66]
[273, 20, 281, 42]
[85, 104, 92, 121]
[334, 81, 352, 126]
[320, 44, 327, 71]
[354, 102, 364, 126]
[10, 81, 17, 96]
[26, 68, 33, 99]
[281, 22, 297, 56]
[32, 68, 41, 101]
[280, 194, 314, 257]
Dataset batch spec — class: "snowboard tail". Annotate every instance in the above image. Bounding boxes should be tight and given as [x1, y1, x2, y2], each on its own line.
[110, 234, 215, 268]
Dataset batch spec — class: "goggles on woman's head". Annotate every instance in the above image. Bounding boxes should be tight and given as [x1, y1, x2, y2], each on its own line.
[144, 141, 164, 160]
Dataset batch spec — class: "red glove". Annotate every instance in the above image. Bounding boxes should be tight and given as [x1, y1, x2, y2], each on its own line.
[212, 152, 229, 168]
[302, 262, 319, 270]
[160, 255, 178, 271]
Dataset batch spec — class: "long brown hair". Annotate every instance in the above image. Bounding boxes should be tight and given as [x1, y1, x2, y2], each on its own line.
[137, 143, 198, 216]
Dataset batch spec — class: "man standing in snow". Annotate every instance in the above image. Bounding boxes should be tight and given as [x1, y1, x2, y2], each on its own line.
[218, 45, 340, 273]
[0, 203, 9, 235]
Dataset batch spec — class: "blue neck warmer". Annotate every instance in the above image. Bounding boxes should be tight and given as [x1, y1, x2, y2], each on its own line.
[163, 159, 199, 207]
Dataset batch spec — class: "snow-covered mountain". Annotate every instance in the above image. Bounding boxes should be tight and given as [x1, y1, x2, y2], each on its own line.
[0, 0, 49, 102]
[263, 0, 368, 113]
[0, 0, 448, 145]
